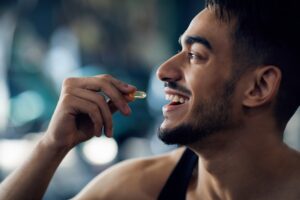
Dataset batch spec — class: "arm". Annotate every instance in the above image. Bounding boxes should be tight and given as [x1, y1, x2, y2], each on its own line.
[0, 139, 68, 200]
[0, 75, 136, 200]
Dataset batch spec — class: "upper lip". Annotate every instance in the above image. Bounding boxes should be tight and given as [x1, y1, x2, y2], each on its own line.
[164, 88, 191, 100]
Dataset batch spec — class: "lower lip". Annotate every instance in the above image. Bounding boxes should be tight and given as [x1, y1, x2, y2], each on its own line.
[162, 103, 186, 112]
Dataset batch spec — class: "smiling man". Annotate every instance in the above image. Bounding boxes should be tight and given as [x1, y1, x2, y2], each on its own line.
[1, 0, 300, 200]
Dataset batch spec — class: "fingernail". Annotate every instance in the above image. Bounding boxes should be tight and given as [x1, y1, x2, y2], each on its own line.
[124, 106, 131, 115]
[127, 84, 136, 89]
[128, 93, 135, 100]
[96, 131, 101, 137]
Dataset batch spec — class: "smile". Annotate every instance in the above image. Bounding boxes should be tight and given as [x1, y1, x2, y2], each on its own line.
[165, 94, 189, 104]
[162, 88, 190, 113]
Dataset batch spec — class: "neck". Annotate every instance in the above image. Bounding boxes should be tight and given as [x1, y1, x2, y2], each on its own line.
[188, 119, 297, 200]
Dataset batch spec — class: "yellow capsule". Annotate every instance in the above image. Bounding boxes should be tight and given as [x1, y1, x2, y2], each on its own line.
[133, 91, 147, 99]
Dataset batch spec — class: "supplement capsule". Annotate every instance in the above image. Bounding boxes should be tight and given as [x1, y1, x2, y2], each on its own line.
[132, 91, 147, 99]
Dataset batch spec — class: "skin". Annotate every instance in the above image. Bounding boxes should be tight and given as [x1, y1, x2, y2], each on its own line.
[1, 7, 300, 200]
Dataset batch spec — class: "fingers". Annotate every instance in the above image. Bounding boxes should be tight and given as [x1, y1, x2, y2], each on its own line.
[63, 75, 136, 95]
[98, 82, 132, 115]
[108, 75, 137, 94]
[62, 94, 103, 137]
[64, 87, 113, 137]
[62, 75, 136, 115]
[107, 94, 135, 113]
[61, 75, 137, 138]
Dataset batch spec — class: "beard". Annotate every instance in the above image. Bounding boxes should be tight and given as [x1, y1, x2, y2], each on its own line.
[158, 75, 237, 145]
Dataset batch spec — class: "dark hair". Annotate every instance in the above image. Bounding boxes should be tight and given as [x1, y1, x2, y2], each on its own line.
[205, 0, 300, 125]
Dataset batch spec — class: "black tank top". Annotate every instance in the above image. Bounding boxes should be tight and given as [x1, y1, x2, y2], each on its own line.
[158, 148, 198, 200]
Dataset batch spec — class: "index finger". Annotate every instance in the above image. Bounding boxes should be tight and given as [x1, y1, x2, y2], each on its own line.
[62, 75, 136, 94]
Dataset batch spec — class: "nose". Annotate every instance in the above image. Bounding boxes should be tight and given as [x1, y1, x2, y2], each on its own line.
[156, 53, 183, 82]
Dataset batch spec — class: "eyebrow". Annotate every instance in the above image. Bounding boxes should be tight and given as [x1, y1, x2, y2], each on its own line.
[179, 35, 213, 51]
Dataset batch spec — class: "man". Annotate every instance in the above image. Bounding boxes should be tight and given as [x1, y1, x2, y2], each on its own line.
[1, 0, 300, 199]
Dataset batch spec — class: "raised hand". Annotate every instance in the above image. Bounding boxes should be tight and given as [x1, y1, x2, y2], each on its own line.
[43, 74, 136, 150]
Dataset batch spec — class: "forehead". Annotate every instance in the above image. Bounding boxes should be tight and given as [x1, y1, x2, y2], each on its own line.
[183, 8, 234, 57]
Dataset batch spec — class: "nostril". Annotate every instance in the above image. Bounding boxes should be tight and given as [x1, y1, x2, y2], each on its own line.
[161, 77, 173, 82]
[156, 65, 182, 82]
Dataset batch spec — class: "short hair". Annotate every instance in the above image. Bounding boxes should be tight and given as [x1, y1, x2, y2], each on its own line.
[205, 0, 300, 126]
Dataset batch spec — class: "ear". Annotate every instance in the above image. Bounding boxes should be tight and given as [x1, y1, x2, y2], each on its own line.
[243, 66, 281, 108]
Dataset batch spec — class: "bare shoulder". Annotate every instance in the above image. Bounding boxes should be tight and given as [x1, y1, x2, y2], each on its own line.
[73, 147, 186, 200]
[275, 147, 300, 199]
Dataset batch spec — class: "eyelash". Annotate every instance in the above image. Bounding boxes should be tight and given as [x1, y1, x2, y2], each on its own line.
[188, 52, 205, 63]
[177, 50, 205, 63]
[188, 52, 198, 59]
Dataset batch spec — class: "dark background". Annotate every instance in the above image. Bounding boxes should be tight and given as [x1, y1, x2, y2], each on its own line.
[0, 0, 299, 199]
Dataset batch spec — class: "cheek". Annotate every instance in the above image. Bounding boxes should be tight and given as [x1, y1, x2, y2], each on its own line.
[188, 68, 224, 102]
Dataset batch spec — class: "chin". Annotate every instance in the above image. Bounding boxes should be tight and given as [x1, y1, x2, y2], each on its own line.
[160, 119, 183, 132]
[158, 113, 233, 145]
[158, 123, 207, 145]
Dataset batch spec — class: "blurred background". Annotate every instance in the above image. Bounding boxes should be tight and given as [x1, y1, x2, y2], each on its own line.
[0, 0, 299, 199]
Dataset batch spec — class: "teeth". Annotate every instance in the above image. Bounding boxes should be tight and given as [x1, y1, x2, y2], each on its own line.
[165, 94, 188, 103]
[174, 95, 179, 102]
[179, 97, 184, 103]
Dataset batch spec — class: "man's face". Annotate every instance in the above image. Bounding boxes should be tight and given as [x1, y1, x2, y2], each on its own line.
[157, 8, 239, 145]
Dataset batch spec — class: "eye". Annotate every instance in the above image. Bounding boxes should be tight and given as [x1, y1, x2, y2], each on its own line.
[188, 52, 198, 60]
[188, 52, 200, 62]
[187, 52, 207, 64]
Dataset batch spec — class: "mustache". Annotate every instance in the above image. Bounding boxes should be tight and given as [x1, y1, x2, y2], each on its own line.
[164, 82, 192, 96]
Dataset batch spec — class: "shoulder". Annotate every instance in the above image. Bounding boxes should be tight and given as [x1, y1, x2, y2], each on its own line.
[73, 147, 186, 200]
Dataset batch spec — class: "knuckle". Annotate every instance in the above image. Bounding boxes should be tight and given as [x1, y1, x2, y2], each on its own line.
[97, 95, 106, 103]
[61, 94, 73, 104]
[115, 79, 124, 86]
[100, 74, 112, 81]
[63, 86, 73, 94]
[88, 103, 99, 112]
[116, 98, 126, 108]
[100, 84, 110, 93]
[63, 77, 76, 86]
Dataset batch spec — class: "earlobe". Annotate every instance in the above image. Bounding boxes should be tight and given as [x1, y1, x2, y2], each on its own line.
[243, 66, 281, 108]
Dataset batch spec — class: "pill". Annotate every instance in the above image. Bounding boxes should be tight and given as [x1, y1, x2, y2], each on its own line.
[132, 91, 147, 99]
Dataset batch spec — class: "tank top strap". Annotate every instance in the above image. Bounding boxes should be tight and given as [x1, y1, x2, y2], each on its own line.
[158, 148, 198, 200]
